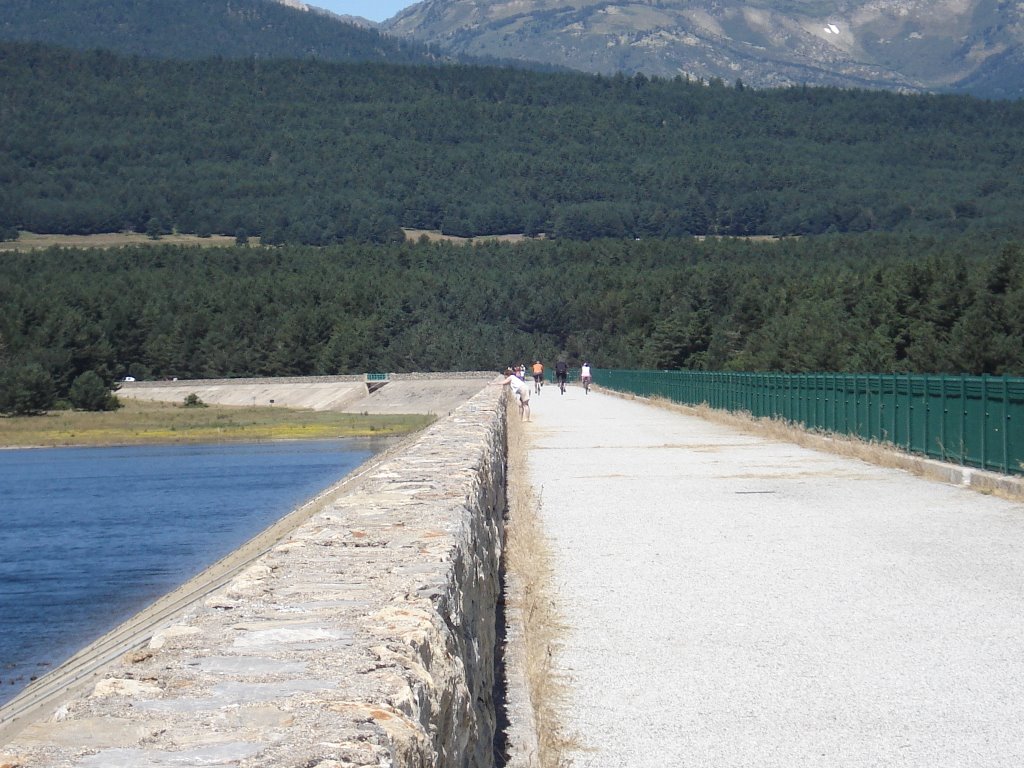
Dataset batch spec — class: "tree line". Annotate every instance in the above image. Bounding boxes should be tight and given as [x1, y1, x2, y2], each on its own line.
[2, 234, 1022, 414]
[2, 42, 1023, 245]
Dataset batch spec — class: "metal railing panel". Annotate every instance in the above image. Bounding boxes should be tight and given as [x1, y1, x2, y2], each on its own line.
[598, 370, 1024, 476]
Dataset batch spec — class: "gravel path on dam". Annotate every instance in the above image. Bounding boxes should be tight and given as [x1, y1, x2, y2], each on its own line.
[524, 385, 1024, 768]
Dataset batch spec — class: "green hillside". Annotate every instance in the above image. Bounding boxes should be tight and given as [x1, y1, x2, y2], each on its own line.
[1, 235, 1022, 414]
[2, 42, 1023, 244]
[0, 0, 438, 63]
[2, 38, 1023, 410]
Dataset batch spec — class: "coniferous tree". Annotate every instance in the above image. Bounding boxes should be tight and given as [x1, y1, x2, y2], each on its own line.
[0, 363, 56, 415]
[69, 370, 121, 411]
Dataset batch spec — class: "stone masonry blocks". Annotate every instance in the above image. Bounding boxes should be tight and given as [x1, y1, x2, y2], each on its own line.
[1, 386, 508, 768]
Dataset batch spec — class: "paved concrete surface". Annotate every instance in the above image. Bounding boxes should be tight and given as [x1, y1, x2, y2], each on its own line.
[525, 384, 1024, 768]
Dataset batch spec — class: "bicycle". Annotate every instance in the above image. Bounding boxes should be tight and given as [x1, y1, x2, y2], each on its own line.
[555, 362, 568, 394]
[582, 375, 591, 394]
[534, 375, 543, 395]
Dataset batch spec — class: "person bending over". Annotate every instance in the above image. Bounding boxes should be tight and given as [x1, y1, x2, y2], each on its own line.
[497, 368, 531, 421]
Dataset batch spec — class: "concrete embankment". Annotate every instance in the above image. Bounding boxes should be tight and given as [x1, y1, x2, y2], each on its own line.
[119, 373, 494, 416]
[1, 384, 514, 767]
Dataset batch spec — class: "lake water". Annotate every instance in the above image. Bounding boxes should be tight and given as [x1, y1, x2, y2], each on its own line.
[0, 439, 381, 706]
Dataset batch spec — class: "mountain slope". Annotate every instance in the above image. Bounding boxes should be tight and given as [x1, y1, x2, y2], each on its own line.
[0, 0, 440, 63]
[384, 0, 1024, 96]
[3, 41, 1023, 244]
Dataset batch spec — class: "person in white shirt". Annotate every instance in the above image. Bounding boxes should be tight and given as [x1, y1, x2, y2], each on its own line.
[581, 362, 592, 393]
[497, 368, 531, 421]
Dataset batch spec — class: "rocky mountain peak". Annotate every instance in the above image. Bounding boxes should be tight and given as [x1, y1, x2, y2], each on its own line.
[382, 0, 1024, 96]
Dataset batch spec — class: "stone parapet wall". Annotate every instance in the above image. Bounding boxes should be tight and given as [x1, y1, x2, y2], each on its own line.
[1, 386, 508, 767]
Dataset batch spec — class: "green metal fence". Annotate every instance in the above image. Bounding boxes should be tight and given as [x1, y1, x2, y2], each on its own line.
[599, 370, 1024, 476]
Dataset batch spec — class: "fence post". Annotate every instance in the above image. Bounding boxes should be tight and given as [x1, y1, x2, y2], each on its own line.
[982, 376, 989, 471]
[939, 374, 947, 461]
[816, 373, 822, 430]
[876, 374, 884, 444]
[843, 374, 850, 435]
[798, 374, 804, 426]
[1002, 377, 1009, 474]
[904, 373, 912, 452]
[828, 374, 835, 432]
[888, 373, 896, 445]
[959, 376, 967, 466]
[922, 374, 930, 459]
[853, 375, 859, 436]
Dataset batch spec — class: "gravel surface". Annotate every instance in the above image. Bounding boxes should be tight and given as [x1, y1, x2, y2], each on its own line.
[525, 385, 1024, 768]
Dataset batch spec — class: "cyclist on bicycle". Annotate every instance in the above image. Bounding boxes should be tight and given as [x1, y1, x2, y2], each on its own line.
[555, 359, 568, 394]
[532, 360, 544, 394]
[581, 361, 592, 394]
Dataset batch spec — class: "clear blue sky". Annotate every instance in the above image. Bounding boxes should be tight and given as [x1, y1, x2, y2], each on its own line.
[312, 1, 417, 22]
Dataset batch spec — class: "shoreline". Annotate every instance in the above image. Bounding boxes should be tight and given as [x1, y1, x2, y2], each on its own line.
[0, 401, 434, 451]
[0, 428, 420, 741]
[0, 433, 406, 451]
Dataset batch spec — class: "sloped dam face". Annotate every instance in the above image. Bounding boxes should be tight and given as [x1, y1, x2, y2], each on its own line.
[0, 385, 526, 768]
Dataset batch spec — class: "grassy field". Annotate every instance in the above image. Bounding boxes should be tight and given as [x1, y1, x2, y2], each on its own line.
[402, 228, 538, 245]
[0, 399, 433, 448]
[0, 232, 259, 252]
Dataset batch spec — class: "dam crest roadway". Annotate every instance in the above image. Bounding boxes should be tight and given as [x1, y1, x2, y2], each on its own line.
[2, 374, 1022, 767]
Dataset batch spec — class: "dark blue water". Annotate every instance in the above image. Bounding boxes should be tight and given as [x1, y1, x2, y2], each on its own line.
[0, 439, 379, 706]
